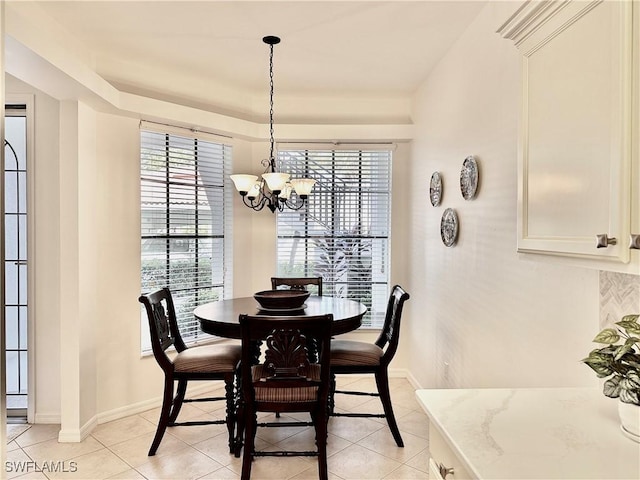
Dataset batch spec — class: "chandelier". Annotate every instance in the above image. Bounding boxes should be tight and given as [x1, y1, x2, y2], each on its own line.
[230, 36, 316, 213]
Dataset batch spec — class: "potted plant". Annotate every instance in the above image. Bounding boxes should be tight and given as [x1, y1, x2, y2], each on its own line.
[582, 314, 640, 441]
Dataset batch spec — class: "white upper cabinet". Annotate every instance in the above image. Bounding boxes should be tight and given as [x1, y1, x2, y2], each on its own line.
[499, 0, 639, 272]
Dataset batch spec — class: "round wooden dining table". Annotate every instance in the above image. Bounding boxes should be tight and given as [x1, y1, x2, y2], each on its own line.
[195, 295, 367, 339]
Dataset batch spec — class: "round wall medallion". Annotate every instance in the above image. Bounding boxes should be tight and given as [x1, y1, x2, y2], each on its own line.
[429, 172, 442, 206]
[460, 155, 479, 200]
[440, 208, 459, 247]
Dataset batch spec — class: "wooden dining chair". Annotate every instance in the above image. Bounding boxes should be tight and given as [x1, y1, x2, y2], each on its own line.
[271, 276, 323, 296]
[237, 313, 333, 480]
[139, 287, 242, 456]
[329, 285, 410, 447]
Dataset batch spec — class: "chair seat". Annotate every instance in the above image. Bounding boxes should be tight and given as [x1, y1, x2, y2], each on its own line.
[330, 340, 383, 366]
[174, 343, 242, 373]
[252, 364, 320, 403]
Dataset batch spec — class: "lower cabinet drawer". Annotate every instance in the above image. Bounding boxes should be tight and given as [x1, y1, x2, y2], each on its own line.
[429, 421, 473, 480]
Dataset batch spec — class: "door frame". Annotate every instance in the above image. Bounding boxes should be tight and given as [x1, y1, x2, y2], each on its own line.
[5, 93, 35, 423]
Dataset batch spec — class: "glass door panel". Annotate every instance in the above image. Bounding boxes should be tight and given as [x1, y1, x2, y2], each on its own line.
[5, 110, 28, 417]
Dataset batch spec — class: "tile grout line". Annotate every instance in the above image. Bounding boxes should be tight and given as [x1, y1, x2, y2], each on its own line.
[6, 380, 428, 479]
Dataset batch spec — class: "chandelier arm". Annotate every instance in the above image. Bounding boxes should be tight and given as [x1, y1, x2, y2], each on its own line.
[281, 196, 307, 211]
[242, 194, 268, 211]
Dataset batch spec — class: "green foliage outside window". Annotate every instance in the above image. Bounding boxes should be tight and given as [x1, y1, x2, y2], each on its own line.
[142, 257, 220, 339]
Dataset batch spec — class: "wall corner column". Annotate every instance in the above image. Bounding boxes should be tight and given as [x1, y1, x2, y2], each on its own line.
[58, 100, 98, 442]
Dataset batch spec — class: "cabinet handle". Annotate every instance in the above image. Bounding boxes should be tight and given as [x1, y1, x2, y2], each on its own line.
[438, 463, 455, 479]
[596, 234, 617, 248]
[630, 234, 640, 250]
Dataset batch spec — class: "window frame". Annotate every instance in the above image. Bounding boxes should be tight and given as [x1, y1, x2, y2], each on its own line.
[275, 143, 393, 329]
[139, 124, 233, 352]
[4, 95, 35, 422]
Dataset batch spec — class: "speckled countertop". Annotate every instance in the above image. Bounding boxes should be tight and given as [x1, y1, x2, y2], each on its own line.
[416, 388, 640, 479]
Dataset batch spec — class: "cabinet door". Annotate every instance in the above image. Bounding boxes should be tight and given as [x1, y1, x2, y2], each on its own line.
[429, 422, 473, 480]
[500, 0, 634, 263]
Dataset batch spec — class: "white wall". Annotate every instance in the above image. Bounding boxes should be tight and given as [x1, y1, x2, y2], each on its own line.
[93, 112, 159, 416]
[407, 2, 600, 390]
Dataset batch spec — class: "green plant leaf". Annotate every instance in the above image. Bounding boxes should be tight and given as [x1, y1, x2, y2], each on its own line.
[599, 345, 618, 354]
[614, 343, 634, 361]
[603, 376, 622, 398]
[616, 319, 640, 336]
[620, 377, 637, 391]
[627, 359, 640, 370]
[583, 349, 614, 364]
[625, 336, 640, 346]
[583, 361, 613, 377]
[626, 371, 640, 389]
[593, 328, 620, 344]
[620, 389, 640, 405]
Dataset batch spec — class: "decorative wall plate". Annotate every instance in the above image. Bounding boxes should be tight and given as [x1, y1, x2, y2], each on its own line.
[460, 155, 479, 200]
[430, 172, 442, 206]
[440, 208, 459, 247]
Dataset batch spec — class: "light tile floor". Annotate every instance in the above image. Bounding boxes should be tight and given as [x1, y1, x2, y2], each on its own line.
[5, 377, 429, 480]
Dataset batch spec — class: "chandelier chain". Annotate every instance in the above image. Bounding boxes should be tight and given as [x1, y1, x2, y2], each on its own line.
[269, 42, 275, 167]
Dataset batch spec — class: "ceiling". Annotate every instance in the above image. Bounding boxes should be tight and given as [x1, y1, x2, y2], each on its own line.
[32, 0, 486, 113]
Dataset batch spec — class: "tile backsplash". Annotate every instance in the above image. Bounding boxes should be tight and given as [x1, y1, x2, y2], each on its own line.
[599, 271, 640, 328]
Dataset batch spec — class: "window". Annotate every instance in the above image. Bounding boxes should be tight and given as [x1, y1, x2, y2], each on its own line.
[5, 103, 30, 417]
[140, 128, 232, 349]
[276, 146, 392, 328]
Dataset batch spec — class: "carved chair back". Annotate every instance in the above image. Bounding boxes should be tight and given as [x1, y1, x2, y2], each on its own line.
[271, 277, 323, 296]
[239, 314, 333, 408]
[374, 285, 410, 366]
[139, 287, 187, 373]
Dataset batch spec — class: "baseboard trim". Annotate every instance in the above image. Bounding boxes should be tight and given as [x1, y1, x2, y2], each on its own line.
[33, 383, 219, 428]
[39, 372, 417, 431]
[405, 371, 423, 390]
[96, 382, 217, 424]
[33, 413, 61, 424]
[58, 415, 98, 443]
[388, 367, 408, 378]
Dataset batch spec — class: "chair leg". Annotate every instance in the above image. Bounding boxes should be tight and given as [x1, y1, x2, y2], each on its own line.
[149, 375, 174, 456]
[375, 369, 404, 447]
[328, 373, 336, 414]
[241, 410, 257, 480]
[224, 374, 236, 453]
[168, 379, 187, 424]
[234, 372, 244, 458]
[314, 408, 329, 480]
[234, 401, 244, 458]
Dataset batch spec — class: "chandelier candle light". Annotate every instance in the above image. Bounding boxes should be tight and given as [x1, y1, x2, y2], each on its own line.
[230, 35, 316, 212]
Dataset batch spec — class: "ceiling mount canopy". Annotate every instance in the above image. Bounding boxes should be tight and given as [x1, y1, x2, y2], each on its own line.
[262, 35, 280, 46]
[230, 35, 316, 213]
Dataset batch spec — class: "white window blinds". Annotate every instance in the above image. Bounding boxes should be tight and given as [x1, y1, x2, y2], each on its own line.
[276, 147, 392, 328]
[140, 129, 232, 349]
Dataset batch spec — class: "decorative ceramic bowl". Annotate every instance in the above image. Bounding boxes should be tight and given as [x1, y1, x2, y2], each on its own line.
[253, 290, 310, 310]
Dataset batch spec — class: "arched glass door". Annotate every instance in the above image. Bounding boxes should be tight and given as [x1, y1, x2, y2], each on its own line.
[4, 106, 28, 419]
